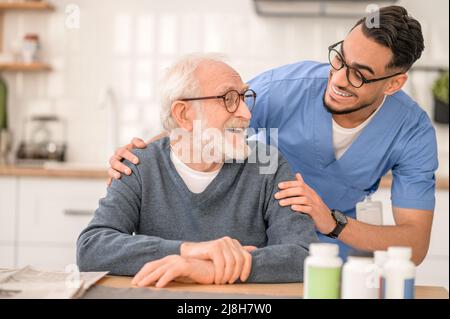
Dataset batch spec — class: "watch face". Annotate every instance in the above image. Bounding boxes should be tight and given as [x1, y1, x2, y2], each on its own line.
[333, 210, 347, 224]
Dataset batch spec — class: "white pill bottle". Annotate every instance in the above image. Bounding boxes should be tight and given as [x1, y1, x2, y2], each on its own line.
[304, 243, 342, 299]
[374, 250, 388, 299]
[341, 255, 378, 299]
[382, 247, 415, 299]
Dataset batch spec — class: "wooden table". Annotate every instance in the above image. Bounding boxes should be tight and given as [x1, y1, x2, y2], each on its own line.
[97, 276, 449, 299]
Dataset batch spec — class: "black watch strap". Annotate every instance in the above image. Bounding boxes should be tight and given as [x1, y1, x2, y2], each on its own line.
[327, 209, 347, 239]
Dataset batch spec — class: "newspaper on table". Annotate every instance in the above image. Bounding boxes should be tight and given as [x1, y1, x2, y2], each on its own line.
[0, 266, 108, 299]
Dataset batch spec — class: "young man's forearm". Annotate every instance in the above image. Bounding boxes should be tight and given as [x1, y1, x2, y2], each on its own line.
[338, 213, 433, 265]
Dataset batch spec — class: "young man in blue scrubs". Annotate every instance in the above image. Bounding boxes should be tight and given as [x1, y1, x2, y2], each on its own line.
[107, 6, 437, 265]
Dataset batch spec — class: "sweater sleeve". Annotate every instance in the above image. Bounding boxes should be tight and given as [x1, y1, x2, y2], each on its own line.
[247, 159, 318, 283]
[76, 160, 183, 276]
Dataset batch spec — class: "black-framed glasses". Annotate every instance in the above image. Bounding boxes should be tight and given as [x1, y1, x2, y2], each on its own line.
[328, 41, 404, 88]
[180, 89, 257, 113]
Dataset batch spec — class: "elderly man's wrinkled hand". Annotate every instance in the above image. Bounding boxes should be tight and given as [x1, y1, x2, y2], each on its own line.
[131, 255, 215, 288]
[180, 237, 257, 285]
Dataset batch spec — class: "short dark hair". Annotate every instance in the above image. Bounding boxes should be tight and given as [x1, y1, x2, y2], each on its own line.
[353, 5, 425, 72]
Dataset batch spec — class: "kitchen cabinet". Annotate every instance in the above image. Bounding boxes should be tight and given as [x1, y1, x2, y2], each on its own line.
[16, 177, 106, 269]
[16, 245, 78, 270]
[17, 178, 105, 245]
[0, 177, 17, 267]
[0, 176, 106, 270]
[0, 245, 14, 268]
[0, 177, 16, 243]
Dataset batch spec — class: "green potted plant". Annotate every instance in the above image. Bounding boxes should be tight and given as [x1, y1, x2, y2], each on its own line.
[0, 75, 12, 164]
[432, 71, 449, 124]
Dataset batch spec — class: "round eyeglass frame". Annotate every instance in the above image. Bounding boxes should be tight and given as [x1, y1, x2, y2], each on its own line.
[180, 89, 257, 113]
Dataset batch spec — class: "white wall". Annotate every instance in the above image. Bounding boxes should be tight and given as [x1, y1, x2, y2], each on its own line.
[2, 0, 449, 171]
[372, 188, 449, 291]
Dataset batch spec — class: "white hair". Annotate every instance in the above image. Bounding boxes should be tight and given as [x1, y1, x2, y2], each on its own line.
[160, 53, 226, 132]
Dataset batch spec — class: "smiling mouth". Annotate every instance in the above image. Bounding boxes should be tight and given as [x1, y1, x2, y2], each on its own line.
[225, 128, 247, 133]
[331, 85, 354, 98]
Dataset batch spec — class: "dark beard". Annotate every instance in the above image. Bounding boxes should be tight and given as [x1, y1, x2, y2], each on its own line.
[322, 93, 374, 115]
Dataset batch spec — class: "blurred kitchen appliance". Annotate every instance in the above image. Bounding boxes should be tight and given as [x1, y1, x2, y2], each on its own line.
[16, 115, 67, 163]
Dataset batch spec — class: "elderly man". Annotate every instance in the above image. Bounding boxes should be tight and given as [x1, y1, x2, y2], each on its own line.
[76, 54, 317, 288]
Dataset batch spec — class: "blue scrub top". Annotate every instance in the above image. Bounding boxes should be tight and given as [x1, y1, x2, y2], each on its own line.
[248, 61, 438, 260]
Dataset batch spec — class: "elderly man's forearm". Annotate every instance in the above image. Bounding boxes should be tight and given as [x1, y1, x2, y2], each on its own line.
[247, 245, 310, 283]
[76, 228, 183, 275]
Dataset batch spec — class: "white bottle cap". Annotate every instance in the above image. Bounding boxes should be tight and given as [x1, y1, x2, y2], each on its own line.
[374, 250, 388, 266]
[309, 243, 339, 257]
[387, 247, 412, 260]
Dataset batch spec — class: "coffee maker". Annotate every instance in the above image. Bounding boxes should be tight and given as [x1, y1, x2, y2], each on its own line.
[16, 115, 67, 164]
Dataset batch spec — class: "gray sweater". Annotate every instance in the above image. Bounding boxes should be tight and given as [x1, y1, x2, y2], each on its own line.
[77, 137, 318, 283]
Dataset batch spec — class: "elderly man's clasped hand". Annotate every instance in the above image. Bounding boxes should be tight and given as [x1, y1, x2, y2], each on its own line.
[132, 237, 257, 288]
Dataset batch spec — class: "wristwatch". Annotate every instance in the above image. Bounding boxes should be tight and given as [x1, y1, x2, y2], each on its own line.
[327, 209, 348, 239]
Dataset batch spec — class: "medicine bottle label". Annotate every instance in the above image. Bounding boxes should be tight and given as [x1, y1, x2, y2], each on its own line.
[381, 277, 415, 299]
[306, 266, 341, 299]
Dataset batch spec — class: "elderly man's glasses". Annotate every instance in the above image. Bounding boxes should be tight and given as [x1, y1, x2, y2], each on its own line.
[180, 89, 257, 113]
[328, 41, 404, 88]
